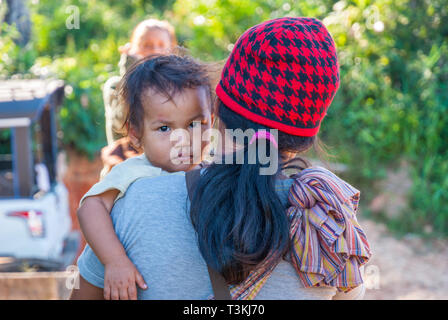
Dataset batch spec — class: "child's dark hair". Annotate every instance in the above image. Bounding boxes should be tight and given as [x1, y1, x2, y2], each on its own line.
[189, 99, 324, 285]
[118, 54, 213, 140]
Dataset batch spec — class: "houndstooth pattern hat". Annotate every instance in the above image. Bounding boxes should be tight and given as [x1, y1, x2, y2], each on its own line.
[216, 17, 340, 136]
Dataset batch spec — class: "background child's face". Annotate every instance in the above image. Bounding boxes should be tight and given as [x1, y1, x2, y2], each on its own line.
[130, 28, 172, 58]
[133, 87, 212, 172]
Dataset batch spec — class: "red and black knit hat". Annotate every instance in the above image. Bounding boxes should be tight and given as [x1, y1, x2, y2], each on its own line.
[216, 17, 340, 137]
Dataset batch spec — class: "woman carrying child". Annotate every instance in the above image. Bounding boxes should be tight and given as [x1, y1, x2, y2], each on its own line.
[72, 17, 372, 300]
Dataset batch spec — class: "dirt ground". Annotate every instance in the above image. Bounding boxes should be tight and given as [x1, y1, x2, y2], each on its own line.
[359, 217, 448, 300]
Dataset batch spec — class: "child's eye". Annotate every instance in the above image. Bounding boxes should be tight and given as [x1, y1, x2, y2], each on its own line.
[158, 126, 170, 132]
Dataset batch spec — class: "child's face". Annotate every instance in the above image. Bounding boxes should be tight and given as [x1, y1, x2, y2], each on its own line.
[132, 87, 212, 173]
[130, 28, 171, 58]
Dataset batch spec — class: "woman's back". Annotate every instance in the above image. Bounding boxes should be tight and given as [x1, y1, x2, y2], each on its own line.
[77, 173, 360, 299]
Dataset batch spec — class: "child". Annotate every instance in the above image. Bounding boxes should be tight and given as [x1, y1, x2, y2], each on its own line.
[78, 54, 214, 300]
[103, 19, 178, 168]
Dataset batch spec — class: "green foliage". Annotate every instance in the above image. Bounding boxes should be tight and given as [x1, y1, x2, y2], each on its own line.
[1, 0, 171, 159]
[29, 0, 153, 159]
[1, 0, 447, 235]
[0, 22, 36, 76]
[320, 0, 448, 236]
[170, 0, 330, 61]
[170, 0, 448, 236]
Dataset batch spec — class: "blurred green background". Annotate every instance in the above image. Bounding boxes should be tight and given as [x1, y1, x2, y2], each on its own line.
[1, 0, 447, 237]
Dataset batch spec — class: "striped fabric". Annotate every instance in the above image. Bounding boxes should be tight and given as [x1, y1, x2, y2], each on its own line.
[226, 166, 372, 300]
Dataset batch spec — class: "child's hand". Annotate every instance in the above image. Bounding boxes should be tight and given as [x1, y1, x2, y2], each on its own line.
[103, 256, 147, 300]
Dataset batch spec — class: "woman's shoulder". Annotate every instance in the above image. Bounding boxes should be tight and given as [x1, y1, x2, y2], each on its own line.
[274, 177, 295, 207]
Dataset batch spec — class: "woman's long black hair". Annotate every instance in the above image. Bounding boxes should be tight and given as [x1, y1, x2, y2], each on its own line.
[189, 99, 317, 284]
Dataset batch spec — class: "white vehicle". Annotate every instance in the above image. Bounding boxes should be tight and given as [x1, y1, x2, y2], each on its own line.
[0, 80, 79, 271]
